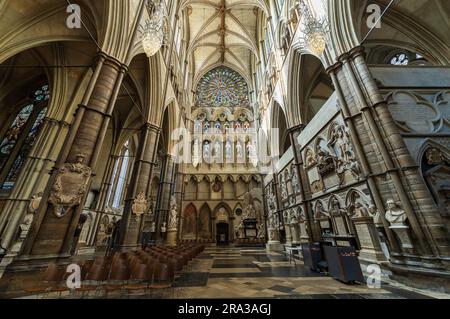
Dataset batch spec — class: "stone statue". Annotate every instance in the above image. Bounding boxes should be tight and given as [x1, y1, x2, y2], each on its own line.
[203, 141, 210, 158]
[385, 199, 407, 226]
[334, 127, 350, 162]
[247, 142, 257, 159]
[291, 165, 300, 193]
[225, 140, 232, 159]
[369, 205, 383, 227]
[194, 121, 202, 133]
[314, 202, 328, 220]
[168, 196, 178, 230]
[280, 175, 288, 200]
[353, 202, 370, 218]
[150, 221, 156, 233]
[290, 209, 299, 224]
[203, 121, 210, 133]
[214, 140, 222, 159]
[193, 139, 200, 157]
[236, 142, 243, 158]
[330, 197, 345, 217]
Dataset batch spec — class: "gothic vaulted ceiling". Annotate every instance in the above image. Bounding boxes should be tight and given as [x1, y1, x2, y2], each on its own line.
[181, 0, 268, 85]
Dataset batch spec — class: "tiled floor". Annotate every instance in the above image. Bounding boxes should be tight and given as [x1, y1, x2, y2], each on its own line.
[15, 247, 440, 299]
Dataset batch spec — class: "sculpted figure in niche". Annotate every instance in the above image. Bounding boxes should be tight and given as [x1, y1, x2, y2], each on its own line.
[168, 196, 178, 230]
[280, 174, 288, 200]
[225, 140, 233, 160]
[291, 165, 300, 193]
[305, 149, 316, 167]
[215, 121, 222, 133]
[314, 202, 328, 220]
[247, 142, 258, 165]
[203, 141, 210, 159]
[353, 202, 370, 218]
[330, 197, 345, 217]
[203, 121, 210, 133]
[236, 141, 243, 159]
[332, 127, 351, 162]
[214, 140, 222, 160]
[369, 205, 383, 227]
[385, 199, 407, 226]
[194, 120, 202, 133]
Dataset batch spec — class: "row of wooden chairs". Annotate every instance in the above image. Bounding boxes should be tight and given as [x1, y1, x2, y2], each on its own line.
[23, 244, 205, 298]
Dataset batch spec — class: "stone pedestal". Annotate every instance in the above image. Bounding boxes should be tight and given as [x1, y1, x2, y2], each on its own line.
[284, 225, 293, 247]
[166, 229, 178, 247]
[291, 224, 300, 245]
[266, 240, 284, 252]
[353, 217, 387, 263]
[390, 225, 414, 254]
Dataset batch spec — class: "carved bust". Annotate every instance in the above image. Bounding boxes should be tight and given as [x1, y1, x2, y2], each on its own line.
[385, 199, 407, 226]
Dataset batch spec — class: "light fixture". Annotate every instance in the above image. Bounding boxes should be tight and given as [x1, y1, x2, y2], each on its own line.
[297, 0, 329, 56]
[142, 0, 165, 57]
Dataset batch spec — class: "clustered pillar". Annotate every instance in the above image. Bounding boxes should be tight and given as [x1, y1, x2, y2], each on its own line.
[119, 124, 161, 250]
[20, 53, 127, 260]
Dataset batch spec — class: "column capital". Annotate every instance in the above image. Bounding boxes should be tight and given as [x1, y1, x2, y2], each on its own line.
[97, 51, 129, 73]
[142, 122, 162, 133]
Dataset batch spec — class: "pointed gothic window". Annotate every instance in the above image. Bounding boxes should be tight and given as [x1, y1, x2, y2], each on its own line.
[0, 84, 50, 189]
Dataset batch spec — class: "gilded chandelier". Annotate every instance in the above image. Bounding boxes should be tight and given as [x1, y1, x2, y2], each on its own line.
[142, 0, 165, 57]
[296, 0, 329, 56]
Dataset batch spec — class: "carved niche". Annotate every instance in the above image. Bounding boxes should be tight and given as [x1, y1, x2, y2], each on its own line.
[49, 154, 92, 218]
[327, 124, 361, 185]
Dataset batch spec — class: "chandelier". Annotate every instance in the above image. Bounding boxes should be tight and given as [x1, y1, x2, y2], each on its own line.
[142, 0, 165, 57]
[297, 0, 329, 56]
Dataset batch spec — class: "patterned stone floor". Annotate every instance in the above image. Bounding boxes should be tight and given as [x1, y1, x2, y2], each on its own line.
[26, 247, 443, 299]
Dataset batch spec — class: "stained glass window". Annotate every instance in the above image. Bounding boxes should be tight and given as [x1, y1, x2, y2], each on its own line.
[390, 53, 409, 66]
[196, 66, 249, 108]
[0, 104, 34, 168]
[0, 84, 50, 189]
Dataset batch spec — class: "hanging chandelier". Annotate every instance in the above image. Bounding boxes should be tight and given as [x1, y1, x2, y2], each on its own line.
[297, 0, 329, 56]
[142, 0, 165, 57]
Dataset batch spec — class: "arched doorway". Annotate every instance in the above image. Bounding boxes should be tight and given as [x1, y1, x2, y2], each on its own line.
[215, 204, 231, 246]
[216, 223, 229, 246]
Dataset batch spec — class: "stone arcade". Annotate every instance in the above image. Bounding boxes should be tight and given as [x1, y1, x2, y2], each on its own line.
[0, 0, 449, 299]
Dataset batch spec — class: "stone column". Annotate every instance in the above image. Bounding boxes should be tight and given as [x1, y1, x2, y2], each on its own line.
[118, 124, 161, 249]
[19, 54, 127, 261]
[171, 170, 184, 244]
[155, 154, 175, 242]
